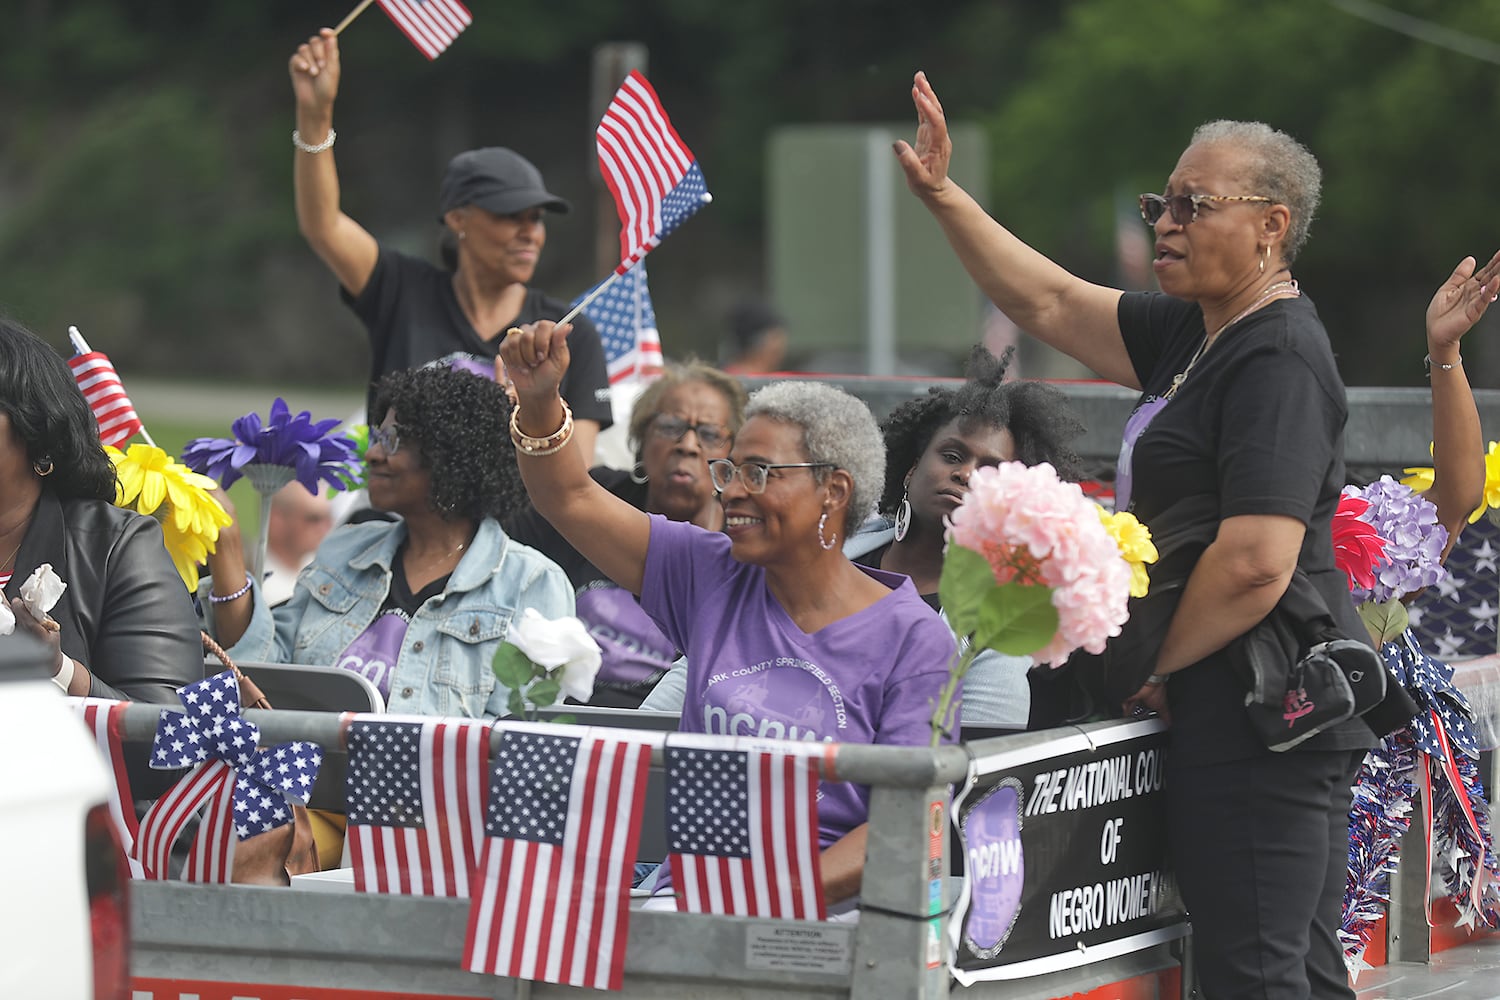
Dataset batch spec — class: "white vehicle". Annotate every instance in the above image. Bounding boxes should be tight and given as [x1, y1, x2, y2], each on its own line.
[0, 635, 129, 1000]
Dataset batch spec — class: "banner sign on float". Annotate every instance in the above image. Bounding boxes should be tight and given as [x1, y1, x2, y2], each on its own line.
[949, 719, 1187, 985]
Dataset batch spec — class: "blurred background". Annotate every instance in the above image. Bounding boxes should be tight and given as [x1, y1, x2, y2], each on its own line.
[3, 0, 1500, 401]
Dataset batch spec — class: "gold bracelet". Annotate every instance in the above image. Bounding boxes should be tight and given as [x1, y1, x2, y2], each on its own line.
[509, 399, 574, 456]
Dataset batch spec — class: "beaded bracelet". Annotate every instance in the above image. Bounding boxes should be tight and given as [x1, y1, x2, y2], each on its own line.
[209, 571, 254, 604]
[1424, 353, 1461, 375]
[510, 400, 575, 457]
[292, 128, 337, 154]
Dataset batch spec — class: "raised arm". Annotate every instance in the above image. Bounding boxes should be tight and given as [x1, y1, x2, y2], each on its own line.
[290, 29, 379, 297]
[499, 322, 653, 594]
[893, 72, 1136, 388]
[1424, 250, 1500, 554]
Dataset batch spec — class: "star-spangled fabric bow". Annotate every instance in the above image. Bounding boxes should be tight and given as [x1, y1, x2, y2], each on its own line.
[134, 671, 322, 881]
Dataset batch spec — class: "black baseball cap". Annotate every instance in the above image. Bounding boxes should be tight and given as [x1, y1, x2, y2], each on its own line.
[436, 147, 571, 220]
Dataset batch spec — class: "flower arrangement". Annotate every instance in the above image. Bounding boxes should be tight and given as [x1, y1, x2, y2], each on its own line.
[492, 608, 604, 721]
[107, 444, 232, 591]
[1336, 478, 1448, 645]
[181, 398, 360, 578]
[930, 462, 1155, 744]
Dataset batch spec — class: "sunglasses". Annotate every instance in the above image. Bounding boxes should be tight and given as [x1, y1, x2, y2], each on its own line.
[708, 459, 833, 494]
[1138, 193, 1274, 226]
[650, 415, 731, 450]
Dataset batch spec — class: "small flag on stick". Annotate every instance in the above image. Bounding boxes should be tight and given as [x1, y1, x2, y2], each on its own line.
[572, 262, 663, 386]
[374, 0, 472, 59]
[66, 327, 147, 448]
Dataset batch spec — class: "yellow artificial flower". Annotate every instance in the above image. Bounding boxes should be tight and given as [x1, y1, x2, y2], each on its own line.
[1098, 508, 1158, 598]
[1470, 441, 1500, 524]
[106, 444, 232, 591]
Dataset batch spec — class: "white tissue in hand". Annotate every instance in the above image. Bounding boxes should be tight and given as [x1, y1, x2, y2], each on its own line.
[19, 563, 66, 622]
[0, 599, 14, 636]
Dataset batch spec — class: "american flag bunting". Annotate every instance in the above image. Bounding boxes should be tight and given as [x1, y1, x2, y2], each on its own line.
[376, 0, 472, 60]
[665, 742, 826, 920]
[73, 698, 145, 879]
[345, 717, 490, 897]
[463, 728, 654, 989]
[597, 70, 710, 271]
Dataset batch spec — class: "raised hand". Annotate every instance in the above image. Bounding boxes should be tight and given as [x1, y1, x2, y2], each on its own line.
[1427, 249, 1500, 353]
[289, 28, 342, 115]
[892, 71, 953, 201]
[497, 321, 572, 405]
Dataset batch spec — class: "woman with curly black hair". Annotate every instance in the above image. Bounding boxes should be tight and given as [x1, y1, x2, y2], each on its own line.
[205, 364, 572, 718]
[1, 318, 204, 700]
[846, 345, 1085, 726]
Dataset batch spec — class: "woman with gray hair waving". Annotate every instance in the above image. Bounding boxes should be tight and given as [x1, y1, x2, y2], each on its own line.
[895, 72, 1418, 998]
[499, 320, 956, 912]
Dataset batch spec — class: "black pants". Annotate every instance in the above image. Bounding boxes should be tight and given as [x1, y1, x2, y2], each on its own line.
[1167, 748, 1361, 1000]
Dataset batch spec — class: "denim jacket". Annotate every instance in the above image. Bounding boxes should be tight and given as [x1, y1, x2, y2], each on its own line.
[207, 517, 573, 718]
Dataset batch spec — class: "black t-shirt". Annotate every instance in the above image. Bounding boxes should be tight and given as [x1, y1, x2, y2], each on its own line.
[852, 542, 942, 611]
[1117, 290, 1374, 764]
[343, 246, 613, 426]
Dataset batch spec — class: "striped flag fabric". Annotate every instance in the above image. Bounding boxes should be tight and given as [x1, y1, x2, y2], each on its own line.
[596, 71, 710, 272]
[376, 0, 472, 60]
[345, 717, 489, 897]
[73, 699, 145, 879]
[665, 743, 826, 920]
[463, 728, 653, 990]
[572, 262, 662, 385]
[67, 350, 143, 448]
[134, 758, 235, 881]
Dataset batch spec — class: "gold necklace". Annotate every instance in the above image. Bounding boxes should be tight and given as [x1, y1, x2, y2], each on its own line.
[1163, 279, 1300, 400]
[0, 537, 23, 576]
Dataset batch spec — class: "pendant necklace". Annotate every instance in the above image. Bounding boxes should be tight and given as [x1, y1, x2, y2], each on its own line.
[1163, 279, 1300, 400]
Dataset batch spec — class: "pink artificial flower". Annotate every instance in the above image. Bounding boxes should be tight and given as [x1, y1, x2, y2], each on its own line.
[1332, 494, 1388, 593]
[946, 462, 1133, 667]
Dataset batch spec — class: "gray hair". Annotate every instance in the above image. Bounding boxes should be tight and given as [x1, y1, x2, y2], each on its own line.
[744, 380, 885, 537]
[1190, 120, 1322, 263]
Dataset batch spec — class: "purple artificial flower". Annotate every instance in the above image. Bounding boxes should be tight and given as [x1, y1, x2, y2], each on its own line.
[181, 398, 360, 495]
[1341, 476, 1449, 604]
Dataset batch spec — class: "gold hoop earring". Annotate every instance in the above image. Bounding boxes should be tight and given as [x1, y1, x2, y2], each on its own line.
[33, 457, 54, 477]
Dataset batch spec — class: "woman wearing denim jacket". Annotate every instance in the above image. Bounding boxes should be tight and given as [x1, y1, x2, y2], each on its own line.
[202, 365, 572, 718]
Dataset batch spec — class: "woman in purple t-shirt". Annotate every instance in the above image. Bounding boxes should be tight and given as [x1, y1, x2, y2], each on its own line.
[500, 321, 957, 909]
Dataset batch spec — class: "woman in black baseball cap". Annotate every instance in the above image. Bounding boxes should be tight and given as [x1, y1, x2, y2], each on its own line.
[288, 28, 613, 459]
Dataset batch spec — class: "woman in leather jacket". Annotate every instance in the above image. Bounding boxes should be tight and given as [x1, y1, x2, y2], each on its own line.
[0, 319, 204, 701]
[203, 364, 572, 718]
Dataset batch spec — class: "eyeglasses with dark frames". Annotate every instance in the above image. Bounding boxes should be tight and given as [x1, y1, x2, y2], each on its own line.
[1138, 192, 1274, 226]
[368, 425, 401, 455]
[650, 415, 731, 450]
[707, 459, 834, 494]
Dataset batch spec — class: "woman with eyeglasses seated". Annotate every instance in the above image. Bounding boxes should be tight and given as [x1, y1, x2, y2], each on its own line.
[202, 364, 572, 719]
[500, 321, 957, 913]
[507, 359, 747, 707]
[895, 72, 1418, 998]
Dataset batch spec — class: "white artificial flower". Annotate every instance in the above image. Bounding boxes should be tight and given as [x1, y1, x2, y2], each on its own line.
[506, 607, 602, 703]
[19, 563, 66, 623]
[0, 599, 14, 636]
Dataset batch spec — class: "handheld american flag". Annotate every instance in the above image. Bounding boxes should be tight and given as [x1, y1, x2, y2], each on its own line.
[66, 328, 144, 448]
[571, 262, 663, 385]
[463, 728, 654, 990]
[665, 742, 826, 920]
[375, 0, 472, 59]
[346, 717, 490, 897]
[597, 71, 710, 272]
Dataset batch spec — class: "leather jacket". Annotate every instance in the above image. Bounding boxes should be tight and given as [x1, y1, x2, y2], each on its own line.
[3, 490, 206, 703]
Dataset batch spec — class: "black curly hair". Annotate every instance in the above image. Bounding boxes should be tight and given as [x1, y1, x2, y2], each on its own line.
[0, 318, 118, 502]
[370, 365, 524, 523]
[878, 345, 1086, 515]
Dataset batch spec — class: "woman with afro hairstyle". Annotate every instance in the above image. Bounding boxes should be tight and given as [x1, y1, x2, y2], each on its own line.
[846, 345, 1086, 726]
[203, 364, 572, 719]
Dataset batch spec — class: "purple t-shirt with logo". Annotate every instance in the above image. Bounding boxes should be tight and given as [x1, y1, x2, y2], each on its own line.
[336, 608, 408, 700]
[641, 515, 958, 850]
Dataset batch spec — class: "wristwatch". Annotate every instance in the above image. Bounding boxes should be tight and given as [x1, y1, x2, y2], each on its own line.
[1144, 673, 1168, 686]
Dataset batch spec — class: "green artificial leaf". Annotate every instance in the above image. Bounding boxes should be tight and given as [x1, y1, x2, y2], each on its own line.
[973, 582, 1059, 656]
[528, 678, 562, 709]
[939, 545, 996, 639]
[549, 713, 577, 726]
[493, 642, 535, 689]
[507, 688, 526, 719]
[1358, 599, 1409, 647]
